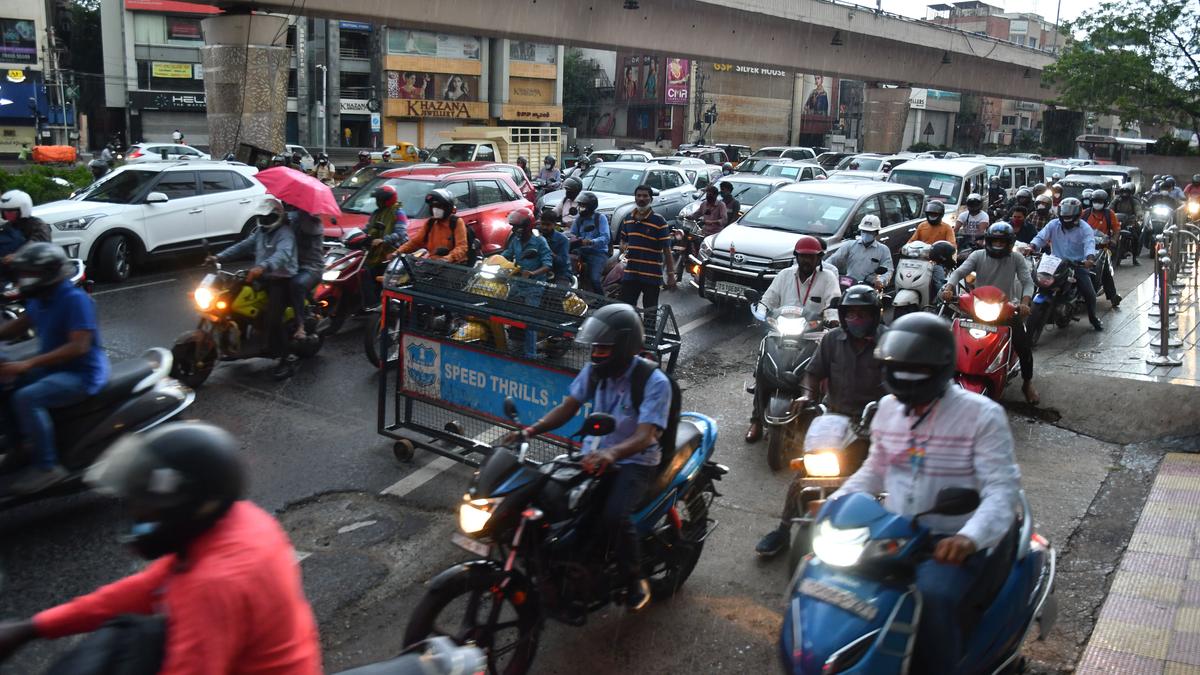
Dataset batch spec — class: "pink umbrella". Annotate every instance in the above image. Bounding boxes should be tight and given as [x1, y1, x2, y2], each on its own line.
[254, 166, 342, 216]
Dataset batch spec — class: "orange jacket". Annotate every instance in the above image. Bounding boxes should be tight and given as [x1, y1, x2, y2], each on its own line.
[908, 221, 957, 247]
[1084, 208, 1120, 239]
[398, 215, 469, 263]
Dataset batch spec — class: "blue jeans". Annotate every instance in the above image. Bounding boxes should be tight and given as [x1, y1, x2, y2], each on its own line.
[289, 269, 320, 325]
[914, 548, 987, 673]
[7, 371, 90, 468]
[580, 250, 607, 293]
[1073, 264, 1099, 320]
[601, 463, 655, 582]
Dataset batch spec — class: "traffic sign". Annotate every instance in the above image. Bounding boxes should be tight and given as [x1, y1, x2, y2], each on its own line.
[370, 112, 381, 132]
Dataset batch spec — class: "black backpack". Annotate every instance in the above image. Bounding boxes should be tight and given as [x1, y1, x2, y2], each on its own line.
[588, 356, 683, 462]
[447, 215, 480, 266]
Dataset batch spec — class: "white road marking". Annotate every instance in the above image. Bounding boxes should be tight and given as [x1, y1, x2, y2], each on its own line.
[295, 550, 312, 563]
[679, 312, 719, 336]
[379, 428, 504, 498]
[337, 520, 378, 534]
[91, 278, 177, 296]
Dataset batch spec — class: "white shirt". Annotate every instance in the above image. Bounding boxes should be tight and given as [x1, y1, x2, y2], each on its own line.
[957, 210, 990, 238]
[761, 266, 841, 322]
[832, 385, 1021, 550]
[555, 196, 578, 228]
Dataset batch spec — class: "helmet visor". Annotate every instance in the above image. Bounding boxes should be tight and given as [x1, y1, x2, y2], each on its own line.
[874, 329, 953, 368]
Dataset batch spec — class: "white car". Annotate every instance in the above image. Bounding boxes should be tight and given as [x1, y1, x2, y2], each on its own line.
[124, 142, 211, 163]
[34, 161, 269, 282]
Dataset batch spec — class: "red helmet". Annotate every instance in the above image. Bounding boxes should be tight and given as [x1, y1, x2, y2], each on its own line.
[507, 207, 536, 231]
[793, 235, 822, 256]
[372, 184, 398, 208]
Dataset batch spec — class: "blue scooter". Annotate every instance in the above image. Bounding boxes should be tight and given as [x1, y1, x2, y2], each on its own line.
[780, 487, 1056, 674]
[404, 395, 725, 675]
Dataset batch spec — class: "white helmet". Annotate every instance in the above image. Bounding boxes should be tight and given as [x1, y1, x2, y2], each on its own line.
[0, 190, 33, 220]
[255, 197, 286, 230]
[858, 214, 881, 233]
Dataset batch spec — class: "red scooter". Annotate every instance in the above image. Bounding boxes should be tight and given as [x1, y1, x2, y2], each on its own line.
[313, 229, 369, 336]
[950, 285, 1020, 399]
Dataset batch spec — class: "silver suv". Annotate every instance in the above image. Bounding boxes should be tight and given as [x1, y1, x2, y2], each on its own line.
[537, 161, 696, 237]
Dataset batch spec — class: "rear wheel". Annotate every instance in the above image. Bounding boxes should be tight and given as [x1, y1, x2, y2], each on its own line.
[95, 234, 134, 282]
[767, 427, 787, 472]
[647, 480, 713, 599]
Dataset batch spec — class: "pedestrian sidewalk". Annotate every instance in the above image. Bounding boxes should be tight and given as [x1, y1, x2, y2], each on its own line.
[1076, 453, 1200, 674]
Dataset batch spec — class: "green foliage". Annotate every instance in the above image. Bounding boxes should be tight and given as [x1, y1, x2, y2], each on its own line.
[562, 49, 596, 129]
[0, 165, 93, 205]
[1154, 135, 1194, 156]
[1043, 0, 1200, 139]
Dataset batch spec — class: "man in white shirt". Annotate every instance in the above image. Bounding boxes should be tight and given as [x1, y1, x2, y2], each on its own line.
[555, 177, 583, 228]
[832, 312, 1021, 673]
[826, 215, 893, 288]
[956, 192, 991, 249]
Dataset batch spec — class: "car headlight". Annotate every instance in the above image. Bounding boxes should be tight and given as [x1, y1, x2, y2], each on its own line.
[1153, 205, 1172, 217]
[699, 239, 713, 259]
[194, 287, 216, 311]
[812, 520, 870, 567]
[53, 214, 104, 231]
[804, 451, 840, 477]
[459, 496, 499, 534]
[974, 299, 1002, 323]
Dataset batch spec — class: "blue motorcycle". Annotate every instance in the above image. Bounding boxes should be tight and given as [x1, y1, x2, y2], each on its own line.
[404, 397, 725, 675]
[781, 487, 1056, 674]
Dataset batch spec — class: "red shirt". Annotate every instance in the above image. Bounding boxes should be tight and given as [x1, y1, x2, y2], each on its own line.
[34, 502, 321, 675]
[1185, 183, 1200, 198]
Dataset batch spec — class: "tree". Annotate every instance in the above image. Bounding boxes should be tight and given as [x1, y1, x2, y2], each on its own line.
[1043, 0, 1200, 144]
[562, 49, 596, 130]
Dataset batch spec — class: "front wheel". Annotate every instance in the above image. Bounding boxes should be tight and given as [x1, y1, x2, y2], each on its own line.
[364, 309, 401, 368]
[95, 234, 134, 282]
[1027, 301, 1048, 348]
[170, 331, 217, 388]
[787, 523, 813, 575]
[767, 426, 788, 472]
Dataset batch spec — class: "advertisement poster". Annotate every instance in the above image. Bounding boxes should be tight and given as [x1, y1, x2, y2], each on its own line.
[388, 71, 478, 101]
[509, 41, 557, 64]
[642, 55, 659, 100]
[0, 18, 36, 65]
[665, 58, 690, 105]
[152, 62, 194, 79]
[798, 74, 839, 136]
[618, 56, 642, 103]
[387, 29, 481, 59]
[166, 17, 202, 40]
[401, 334, 586, 442]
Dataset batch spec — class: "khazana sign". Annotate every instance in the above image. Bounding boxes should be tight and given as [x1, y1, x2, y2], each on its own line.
[406, 99, 472, 118]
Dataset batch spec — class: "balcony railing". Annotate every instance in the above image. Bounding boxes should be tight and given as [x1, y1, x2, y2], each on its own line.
[339, 46, 371, 60]
[339, 86, 372, 99]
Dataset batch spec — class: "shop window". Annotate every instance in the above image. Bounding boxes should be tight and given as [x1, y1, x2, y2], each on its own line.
[1001, 115, 1017, 126]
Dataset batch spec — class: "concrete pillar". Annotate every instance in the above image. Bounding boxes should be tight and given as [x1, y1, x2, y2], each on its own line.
[201, 13, 289, 158]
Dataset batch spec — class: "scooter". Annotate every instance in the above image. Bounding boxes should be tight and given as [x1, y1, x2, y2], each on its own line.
[891, 241, 934, 319]
[403, 398, 724, 675]
[171, 262, 325, 387]
[313, 229, 369, 337]
[0, 347, 194, 506]
[1143, 199, 1177, 253]
[949, 285, 1020, 399]
[671, 217, 705, 283]
[745, 289, 826, 471]
[1026, 252, 1091, 347]
[780, 487, 1056, 674]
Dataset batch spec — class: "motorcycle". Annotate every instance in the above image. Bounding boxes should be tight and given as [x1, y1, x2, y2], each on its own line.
[891, 241, 934, 319]
[745, 290, 826, 471]
[1114, 213, 1139, 267]
[1025, 252, 1092, 347]
[0, 347, 194, 505]
[403, 398, 723, 675]
[171, 261, 325, 387]
[948, 285, 1020, 399]
[780, 487, 1056, 674]
[364, 251, 426, 368]
[0, 259, 90, 342]
[1188, 197, 1200, 226]
[671, 216, 704, 283]
[313, 231, 368, 337]
[1143, 199, 1177, 252]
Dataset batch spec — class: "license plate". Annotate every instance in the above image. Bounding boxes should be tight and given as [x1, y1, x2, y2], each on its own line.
[959, 320, 996, 333]
[714, 280, 751, 297]
[451, 532, 491, 558]
[799, 578, 879, 621]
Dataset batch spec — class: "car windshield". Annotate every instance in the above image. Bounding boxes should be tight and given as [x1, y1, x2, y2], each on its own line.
[723, 182, 776, 207]
[1060, 182, 1106, 201]
[580, 166, 646, 194]
[752, 148, 784, 158]
[342, 177, 438, 216]
[427, 143, 476, 163]
[75, 169, 157, 204]
[338, 166, 384, 189]
[846, 157, 884, 172]
[889, 169, 964, 201]
[1073, 169, 1129, 181]
[762, 164, 809, 179]
[739, 191, 857, 235]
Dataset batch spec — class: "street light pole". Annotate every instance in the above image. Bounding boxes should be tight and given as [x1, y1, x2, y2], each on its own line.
[315, 63, 328, 154]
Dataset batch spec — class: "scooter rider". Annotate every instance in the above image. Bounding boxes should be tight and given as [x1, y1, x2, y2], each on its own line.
[942, 222, 1039, 404]
[754, 284, 885, 556]
[745, 235, 841, 444]
[908, 200, 956, 247]
[697, 184, 728, 237]
[539, 209, 574, 286]
[957, 193, 990, 249]
[721, 162, 735, 177]
[397, 189, 467, 263]
[286, 203, 325, 340]
[556, 176, 583, 228]
[0, 243, 109, 495]
[87, 158, 110, 182]
[0, 422, 322, 673]
[1025, 194, 1055, 243]
[209, 198, 300, 379]
[987, 177, 1006, 214]
[1163, 176, 1185, 202]
[719, 180, 740, 225]
[351, 150, 371, 173]
[1111, 183, 1143, 265]
[1005, 187, 1034, 220]
[0, 190, 51, 245]
[503, 304, 671, 613]
[360, 184, 409, 311]
[569, 191, 610, 294]
[1185, 174, 1200, 199]
[1030, 197, 1104, 331]
[826, 215, 893, 289]
[832, 312, 1021, 674]
[537, 155, 562, 186]
[1082, 189, 1122, 307]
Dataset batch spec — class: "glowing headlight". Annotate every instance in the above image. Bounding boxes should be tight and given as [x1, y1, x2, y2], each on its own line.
[812, 521, 870, 567]
[775, 316, 808, 336]
[974, 300, 1002, 323]
[1188, 201, 1199, 217]
[193, 287, 215, 311]
[804, 451, 840, 477]
[459, 497, 498, 534]
[1153, 205, 1172, 218]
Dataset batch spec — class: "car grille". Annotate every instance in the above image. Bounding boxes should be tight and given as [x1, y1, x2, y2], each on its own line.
[707, 249, 774, 272]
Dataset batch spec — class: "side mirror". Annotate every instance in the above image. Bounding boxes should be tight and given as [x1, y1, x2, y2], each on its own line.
[145, 192, 169, 204]
[924, 487, 981, 518]
[503, 397, 520, 422]
[650, 188, 662, 197]
[743, 288, 761, 303]
[578, 413, 616, 437]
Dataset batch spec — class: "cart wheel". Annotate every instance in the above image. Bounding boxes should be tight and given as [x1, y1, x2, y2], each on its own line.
[393, 439, 415, 463]
[444, 421, 464, 436]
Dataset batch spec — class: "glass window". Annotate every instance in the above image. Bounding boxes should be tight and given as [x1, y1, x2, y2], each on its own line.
[153, 171, 198, 199]
[1028, 167, 1043, 184]
[889, 169, 965, 201]
[497, 179, 520, 201]
[473, 180, 506, 206]
[580, 167, 646, 195]
[662, 171, 685, 189]
[722, 181, 775, 208]
[199, 171, 239, 194]
[1000, 168, 1013, 189]
[1014, 168, 1027, 187]
[445, 180, 473, 209]
[341, 177, 438, 215]
[848, 198, 881, 236]
[476, 145, 495, 161]
[879, 192, 916, 225]
[77, 169, 157, 204]
[427, 143, 479, 163]
[762, 164, 803, 180]
[739, 190, 859, 236]
[902, 193, 923, 218]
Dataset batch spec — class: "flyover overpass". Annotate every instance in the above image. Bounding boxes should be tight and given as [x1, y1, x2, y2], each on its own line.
[218, 0, 1057, 101]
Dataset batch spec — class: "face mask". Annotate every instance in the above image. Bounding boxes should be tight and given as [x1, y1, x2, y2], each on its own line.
[844, 316, 875, 339]
[1092, 201, 1105, 209]
[1037, 205, 1050, 214]
[860, 232, 876, 244]
[926, 214, 940, 224]
[545, 162, 553, 169]
[431, 207, 445, 219]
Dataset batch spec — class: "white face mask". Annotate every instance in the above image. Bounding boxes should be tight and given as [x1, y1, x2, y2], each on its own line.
[431, 208, 445, 219]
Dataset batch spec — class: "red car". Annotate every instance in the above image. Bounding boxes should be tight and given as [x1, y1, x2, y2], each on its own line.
[443, 161, 537, 203]
[325, 167, 534, 256]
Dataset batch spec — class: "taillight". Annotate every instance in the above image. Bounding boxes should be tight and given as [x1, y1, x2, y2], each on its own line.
[127, 149, 143, 158]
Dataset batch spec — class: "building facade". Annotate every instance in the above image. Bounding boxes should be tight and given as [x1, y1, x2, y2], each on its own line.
[0, 0, 52, 153]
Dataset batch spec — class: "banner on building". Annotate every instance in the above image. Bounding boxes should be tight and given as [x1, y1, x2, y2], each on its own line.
[125, 0, 220, 15]
[152, 62, 194, 79]
[387, 71, 479, 102]
[509, 41, 556, 64]
[616, 54, 664, 104]
[665, 58, 689, 105]
[386, 29, 481, 60]
[166, 17, 202, 40]
[0, 18, 37, 65]
[798, 74, 839, 136]
[508, 77, 554, 105]
[386, 98, 487, 119]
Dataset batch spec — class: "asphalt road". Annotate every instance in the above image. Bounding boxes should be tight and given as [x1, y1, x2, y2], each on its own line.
[0, 254, 1183, 674]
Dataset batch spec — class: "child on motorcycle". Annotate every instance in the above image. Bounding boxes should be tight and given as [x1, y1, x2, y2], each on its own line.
[360, 185, 409, 312]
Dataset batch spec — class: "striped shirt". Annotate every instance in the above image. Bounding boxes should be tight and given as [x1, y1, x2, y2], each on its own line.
[620, 211, 671, 284]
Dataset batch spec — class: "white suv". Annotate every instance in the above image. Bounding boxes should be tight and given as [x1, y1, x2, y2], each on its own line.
[125, 142, 211, 163]
[34, 162, 268, 282]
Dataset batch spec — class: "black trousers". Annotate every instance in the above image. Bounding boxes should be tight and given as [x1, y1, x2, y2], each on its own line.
[619, 279, 660, 325]
[1010, 316, 1034, 381]
[264, 277, 292, 358]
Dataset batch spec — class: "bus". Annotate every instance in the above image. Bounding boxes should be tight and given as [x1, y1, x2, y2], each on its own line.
[1075, 134, 1155, 164]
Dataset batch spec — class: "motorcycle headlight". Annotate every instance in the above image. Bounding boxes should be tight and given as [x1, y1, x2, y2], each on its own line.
[1037, 273, 1055, 288]
[812, 521, 870, 567]
[804, 451, 840, 477]
[774, 316, 808, 336]
[679, 201, 700, 218]
[1188, 201, 1199, 217]
[1153, 205, 1172, 217]
[322, 269, 342, 281]
[53, 214, 104, 231]
[974, 300, 1002, 323]
[459, 496, 499, 535]
[193, 286, 216, 311]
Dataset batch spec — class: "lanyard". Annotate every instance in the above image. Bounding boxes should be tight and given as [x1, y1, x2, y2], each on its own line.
[794, 270, 817, 306]
[904, 397, 941, 506]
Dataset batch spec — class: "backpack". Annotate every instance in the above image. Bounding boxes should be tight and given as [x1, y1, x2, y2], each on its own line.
[447, 215, 480, 265]
[588, 356, 683, 462]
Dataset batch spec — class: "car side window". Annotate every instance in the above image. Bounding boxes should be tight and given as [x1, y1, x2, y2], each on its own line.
[503, 167, 525, 186]
[475, 145, 496, 162]
[645, 171, 667, 191]
[901, 193, 923, 219]
[445, 180, 474, 209]
[473, 180, 507, 206]
[1028, 167, 1042, 184]
[153, 171, 198, 199]
[878, 193, 907, 225]
[847, 197, 881, 236]
[199, 171, 238, 194]
[1014, 168, 1027, 188]
[664, 171, 685, 189]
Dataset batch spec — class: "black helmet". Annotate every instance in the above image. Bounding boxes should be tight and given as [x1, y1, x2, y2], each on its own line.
[517, 155, 528, 165]
[924, 200, 945, 220]
[838, 284, 881, 339]
[1192, 174, 1200, 184]
[1015, 188, 1033, 204]
[223, 153, 236, 161]
[425, 188, 455, 212]
[543, 155, 556, 167]
[874, 312, 955, 406]
[989, 176, 1000, 185]
[1058, 197, 1083, 225]
[9, 242, 72, 296]
[1164, 177, 1177, 189]
[966, 193, 983, 209]
[1032, 182, 1047, 195]
[575, 304, 644, 379]
[930, 240, 956, 265]
[86, 422, 245, 560]
[563, 177, 583, 195]
[984, 222, 1016, 258]
[1119, 182, 1134, 196]
[1090, 189, 1109, 207]
[576, 191, 599, 215]
[88, 159, 109, 178]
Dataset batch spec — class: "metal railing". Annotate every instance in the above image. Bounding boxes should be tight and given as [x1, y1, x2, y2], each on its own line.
[339, 46, 371, 60]
[1146, 210, 1200, 367]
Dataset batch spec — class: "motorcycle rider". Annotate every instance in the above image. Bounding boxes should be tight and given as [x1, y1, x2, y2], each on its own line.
[956, 193, 990, 249]
[516, 155, 531, 180]
[1082, 189, 1122, 307]
[1030, 197, 1103, 331]
[99, 143, 115, 164]
[1005, 187, 1034, 221]
[987, 177, 1006, 215]
[721, 162, 735, 176]
[1111, 183, 1143, 265]
[555, 177, 584, 228]
[833, 312, 1021, 674]
[1008, 205, 1035, 244]
[719, 180, 740, 225]
[314, 153, 336, 186]
[397, 189, 468, 263]
[1025, 193, 1056, 244]
[565, 156, 591, 180]
[942, 222, 1039, 404]
[570, 191, 610, 294]
[0, 190, 51, 246]
[1081, 188, 1094, 204]
[537, 155, 562, 186]
[0, 422, 321, 673]
[754, 284, 885, 556]
[745, 236, 841, 444]
[286, 204, 325, 340]
[87, 158, 110, 182]
[697, 184, 728, 237]
[929, 240, 956, 298]
[359, 185, 410, 311]
[210, 199, 300, 379]
[617, 185, 676, 321]
[1163, 176, 1186, 202]
[826, 215, 893, 289]
[0, 244, 109, 494]
[1051, 171, 1062, 184]
[505, 304, 671, 612]
[1185, 174, 1200, 199]
[502, 209, 554, 358]
[539, 209, 573, 287]
[351, 150, 371, 173]
[908, 200, 956, 247]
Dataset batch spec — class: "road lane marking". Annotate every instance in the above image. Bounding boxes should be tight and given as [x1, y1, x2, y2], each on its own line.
[379, 428, 505, 498]
[679, 312, 719, 335]
[91, 278, 177, 296]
